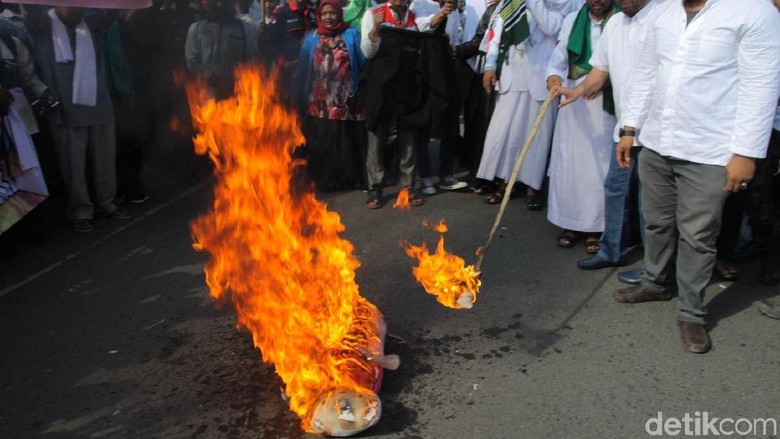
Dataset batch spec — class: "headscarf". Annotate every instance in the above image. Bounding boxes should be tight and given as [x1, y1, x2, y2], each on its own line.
[316, 0, 348, 36]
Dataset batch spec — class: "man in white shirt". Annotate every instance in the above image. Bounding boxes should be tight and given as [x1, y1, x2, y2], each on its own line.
[615, 0, 780, 353]
[554, 0, 661, 275]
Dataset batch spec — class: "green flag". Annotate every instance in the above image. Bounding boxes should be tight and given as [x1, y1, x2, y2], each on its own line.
[344, 0, 373, 29]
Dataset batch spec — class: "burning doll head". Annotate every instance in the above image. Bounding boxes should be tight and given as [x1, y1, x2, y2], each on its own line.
[310, 388, 382, 437]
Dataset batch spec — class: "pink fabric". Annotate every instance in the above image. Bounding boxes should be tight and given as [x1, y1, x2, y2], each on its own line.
[3, 0, 151, 8]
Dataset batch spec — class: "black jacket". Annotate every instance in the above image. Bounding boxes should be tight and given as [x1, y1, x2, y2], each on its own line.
[360, 27, 458, 138]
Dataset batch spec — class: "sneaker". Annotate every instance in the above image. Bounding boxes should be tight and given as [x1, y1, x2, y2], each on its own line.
[72, 219, 93, 233]
[421, 177, 437, 195]
[98, 208, 131, 220]
[439, 175, 467, 191]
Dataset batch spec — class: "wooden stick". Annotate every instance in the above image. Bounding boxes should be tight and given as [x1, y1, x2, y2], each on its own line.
[474, 90, 556, 273]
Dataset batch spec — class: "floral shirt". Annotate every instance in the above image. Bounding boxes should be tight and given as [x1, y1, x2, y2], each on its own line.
[306, 34, 364, 121]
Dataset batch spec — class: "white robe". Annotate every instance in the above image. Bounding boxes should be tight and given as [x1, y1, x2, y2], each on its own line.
[476, 1, 566, 189]
[545, 11, 616, 232]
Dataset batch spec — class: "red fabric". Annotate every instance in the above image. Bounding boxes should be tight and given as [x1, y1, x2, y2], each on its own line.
[373, 3, 416, 29]
[316, 0, 348, 37]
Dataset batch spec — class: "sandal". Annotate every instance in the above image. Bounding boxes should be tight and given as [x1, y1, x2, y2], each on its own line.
[713, 259, 739, 281]
[585, 234, 600, 254]
[473, 183, 497, 195]
[366, 189, 384, 209]
[485, 191, 503, 205]
[408, 190, 426, 207]
[526, 194, 543, 211]
[557, 230, 579, 248]
[72, 218, 93, 233]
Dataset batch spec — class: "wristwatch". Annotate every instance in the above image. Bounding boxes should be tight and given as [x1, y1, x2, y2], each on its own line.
[619, 128, 637, 137]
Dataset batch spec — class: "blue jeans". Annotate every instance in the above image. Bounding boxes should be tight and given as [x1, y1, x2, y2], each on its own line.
[596, 146, 643, 263]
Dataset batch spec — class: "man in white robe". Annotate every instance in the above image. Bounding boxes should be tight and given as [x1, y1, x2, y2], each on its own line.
[544, 0, 617, 250]
[476, 0, 580, 209]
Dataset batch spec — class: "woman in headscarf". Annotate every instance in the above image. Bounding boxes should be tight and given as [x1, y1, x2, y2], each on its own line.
[295, 0, 366, 191]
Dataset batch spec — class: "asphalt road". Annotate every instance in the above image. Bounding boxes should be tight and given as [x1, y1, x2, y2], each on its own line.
[1, 158, 778, 439]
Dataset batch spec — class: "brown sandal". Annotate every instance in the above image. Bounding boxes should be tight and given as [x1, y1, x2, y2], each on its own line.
[408, 193, 426, 206]
[557, 230, 579, 248]
[366, 189, 384, 209]
[585, 234, 600, 254]
[485, 191, 503, 205]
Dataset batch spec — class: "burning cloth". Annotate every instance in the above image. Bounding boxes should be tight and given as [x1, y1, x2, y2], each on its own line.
[185, 66, 397, 437]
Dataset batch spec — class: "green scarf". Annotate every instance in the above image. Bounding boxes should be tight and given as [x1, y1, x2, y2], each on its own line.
[566, 2, 620, 114]
[493, 0, 529, 78]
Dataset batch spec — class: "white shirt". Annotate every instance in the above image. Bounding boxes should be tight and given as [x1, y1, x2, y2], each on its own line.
[546, 9, 604, 81]
[589, 0, 662, 143]
[622, 0, 780, 165]
[483, 0, 567, 99]
[410, 0, 462, 45]
[360, 5, 426, 59]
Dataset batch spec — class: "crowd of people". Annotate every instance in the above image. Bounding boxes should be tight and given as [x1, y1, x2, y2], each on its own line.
[0, 0, 778, 353]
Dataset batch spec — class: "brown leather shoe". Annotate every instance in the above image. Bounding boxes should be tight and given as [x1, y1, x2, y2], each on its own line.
[678, 321, 711, 353]
[613, 285, 672, 303]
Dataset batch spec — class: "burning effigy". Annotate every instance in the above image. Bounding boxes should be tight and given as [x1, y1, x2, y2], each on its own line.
[403, 220, 482, 309]
[184, 66, 397, 437]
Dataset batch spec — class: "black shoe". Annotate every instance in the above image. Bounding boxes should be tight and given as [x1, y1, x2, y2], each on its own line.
[577, 255, 623, 270]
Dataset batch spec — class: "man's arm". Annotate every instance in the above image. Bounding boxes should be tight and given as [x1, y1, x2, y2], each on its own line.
[554, 67, 609, 106]
[545, 12, 575, 90]
[361, 8, 383, 59]
[525, 0, 564, 37]
[725, 6, 780, 192]
[482, 14, 503, 94]
[455, 3, 490, 59]
[556, 19, 613, 107]
[417, 0, 454, 31]
[13, 37, 48, 98]
[617, 16, 660, 168]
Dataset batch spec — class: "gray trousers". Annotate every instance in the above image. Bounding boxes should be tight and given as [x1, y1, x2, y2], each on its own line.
[638, 148, 728, 325]
[366, 122, 420, 190]
[51, 122, 118, 220]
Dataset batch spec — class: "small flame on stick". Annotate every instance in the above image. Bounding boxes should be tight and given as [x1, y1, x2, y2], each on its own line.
[403, 220, 482, 309]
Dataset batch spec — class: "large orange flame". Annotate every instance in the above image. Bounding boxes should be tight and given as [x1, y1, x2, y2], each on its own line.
[403, 220, 482, 309]
[185, 65, 383, 433]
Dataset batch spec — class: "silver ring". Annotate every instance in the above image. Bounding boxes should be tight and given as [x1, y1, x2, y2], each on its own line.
[740, 182, 748, 190]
